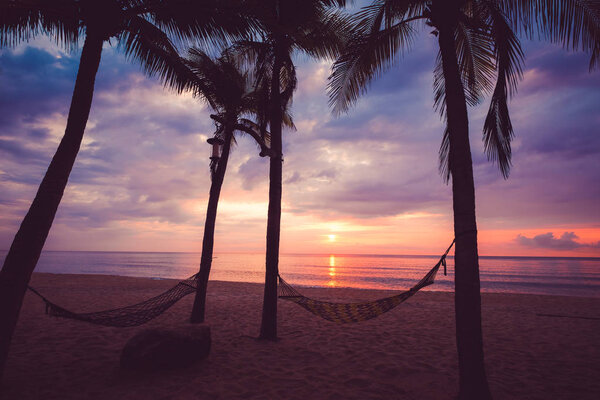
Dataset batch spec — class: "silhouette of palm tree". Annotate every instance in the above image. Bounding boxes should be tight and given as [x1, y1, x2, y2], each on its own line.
[184, 48, 295, 323]
[237, 0, 351, 340]
[0, 0, 256, 381]
[328, 1, 599, 398]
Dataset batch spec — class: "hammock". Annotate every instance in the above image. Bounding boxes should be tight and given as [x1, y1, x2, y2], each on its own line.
[26, 240, 454, 327]
[27, 275, 200, 327]
[278, 240, 455, 323]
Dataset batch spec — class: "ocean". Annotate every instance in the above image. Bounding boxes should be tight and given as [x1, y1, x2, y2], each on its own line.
[2, 250, 599, 298]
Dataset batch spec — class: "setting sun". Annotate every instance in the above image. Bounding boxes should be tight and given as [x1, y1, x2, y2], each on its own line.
[327, 234, 336, 242]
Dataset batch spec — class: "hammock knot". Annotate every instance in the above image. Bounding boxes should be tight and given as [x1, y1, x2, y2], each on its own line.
[441, 255, 447, 276]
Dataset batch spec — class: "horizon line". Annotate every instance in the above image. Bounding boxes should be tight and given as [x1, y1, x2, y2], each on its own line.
[1, 249, 598, 261]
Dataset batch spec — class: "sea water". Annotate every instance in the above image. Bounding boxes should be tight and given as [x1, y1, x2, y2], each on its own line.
[1, 250, 598, 298]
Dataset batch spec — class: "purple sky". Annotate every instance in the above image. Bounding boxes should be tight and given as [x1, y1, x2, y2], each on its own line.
[0, 33, 599, 256]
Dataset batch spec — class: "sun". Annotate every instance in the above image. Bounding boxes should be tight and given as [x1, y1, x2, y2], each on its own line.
[327, 234, 336, 242]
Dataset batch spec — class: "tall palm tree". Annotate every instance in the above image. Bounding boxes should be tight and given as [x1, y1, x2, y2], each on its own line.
[0, 0, 256, 381]
[238, 0, 350, 340]
[328, 0, 599, 398]
[184, 48, 295, 323]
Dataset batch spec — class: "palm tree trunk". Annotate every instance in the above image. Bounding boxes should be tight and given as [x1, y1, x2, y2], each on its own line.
[438, 20, 492, 400]
[190, 127, 233, 323]
[0, 32, 104, 382]
[259, 50, 283, 340]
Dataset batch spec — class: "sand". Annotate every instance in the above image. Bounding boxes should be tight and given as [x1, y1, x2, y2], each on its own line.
[1, 273, 599, 400]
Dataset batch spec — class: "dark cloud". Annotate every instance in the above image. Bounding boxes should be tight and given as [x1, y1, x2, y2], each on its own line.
[289, 172, 451, 218]
[519, 41, 598, 92]
[516, 232, 600, 250]
[284, 171, 303, 184]
[315, 168, 337, 179]
[0, 47, 77, 128]
[507, 42, 600, 160]
[54, 198, 193, 228]
[0, 138, 49, 161]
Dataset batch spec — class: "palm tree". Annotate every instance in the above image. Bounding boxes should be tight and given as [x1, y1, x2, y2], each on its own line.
[238, 0, 350, 340]
[0, 0, 256, 381]
[184, 48, 295, 323]
[328, 0, 599, 398]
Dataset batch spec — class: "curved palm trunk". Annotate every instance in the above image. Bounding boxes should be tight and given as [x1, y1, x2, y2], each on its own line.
[259, 50, 283, 340]
[190, 127, 233, 323]
[438, 21, 492, 400]
[0, 33, 104, 381]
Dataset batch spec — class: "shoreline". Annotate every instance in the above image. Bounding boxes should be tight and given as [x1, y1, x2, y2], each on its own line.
[2, 273, 599, 399]
[26, 271, 600, 300]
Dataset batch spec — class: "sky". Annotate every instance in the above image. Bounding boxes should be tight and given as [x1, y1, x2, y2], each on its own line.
[0, 28, 599, 257]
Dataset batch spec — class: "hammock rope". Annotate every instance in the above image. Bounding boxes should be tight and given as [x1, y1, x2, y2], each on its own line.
[277, 240, 455, 323]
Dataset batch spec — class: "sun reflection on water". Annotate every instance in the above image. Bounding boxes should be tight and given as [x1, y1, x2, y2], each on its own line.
[328, 255, 337, 286]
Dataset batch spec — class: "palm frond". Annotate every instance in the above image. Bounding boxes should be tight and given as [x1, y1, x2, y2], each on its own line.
[184, 47, 224, 108]
[231, 40, 275, 86]
[433, 1, 497, 116]
[231, 37, 296, 134]
[481, 1, 525, 178]
[117, 15, 195, 94]
[148, 0, 260, 48]
[293, 9, 354, 60]
[438, 125, 451, 183]
[282, 109, 296, 130]
[456, 16, 496, 104]
[499, 0, 600, 69]
[189, 46, 275, 157]
[353, 0, 427, 31]
[279, 54, 297, 106]
[328, 1, 430, 114]
[328, 18, 417, 114]
[433, 19, 496, 116]
[0, 0, 80, 48]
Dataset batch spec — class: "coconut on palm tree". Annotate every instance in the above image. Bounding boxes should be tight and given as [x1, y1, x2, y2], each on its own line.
[184, 47, 295, 323]
[238, 0, 351, 340]
[328, 0, 599, 398]
[0, 0, 257, 381]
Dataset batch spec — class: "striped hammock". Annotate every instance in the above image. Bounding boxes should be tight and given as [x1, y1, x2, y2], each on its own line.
[278, 241, 454, 323]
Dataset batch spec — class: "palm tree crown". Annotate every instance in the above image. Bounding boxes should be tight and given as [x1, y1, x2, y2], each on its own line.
[329, 0, 599, 178]
[1, 0, 259, 92]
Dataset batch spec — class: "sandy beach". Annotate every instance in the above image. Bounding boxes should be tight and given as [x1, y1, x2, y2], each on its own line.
[1, 273, 599, 400]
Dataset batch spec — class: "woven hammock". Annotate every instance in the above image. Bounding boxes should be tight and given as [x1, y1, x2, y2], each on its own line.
[27, 275, 199, 327]
[278, 241, 454, 323]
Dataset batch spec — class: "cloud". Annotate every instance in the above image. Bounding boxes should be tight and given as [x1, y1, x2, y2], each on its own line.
[236, 156, 269, 191]
[515, 232, 600, 250]
[284, 171, 303, 185]
[1, 35, 599, 254]
[0, 44, 214, 237]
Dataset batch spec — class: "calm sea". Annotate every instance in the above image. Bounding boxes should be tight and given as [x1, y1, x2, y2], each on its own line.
[1, 250, 599, 298]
